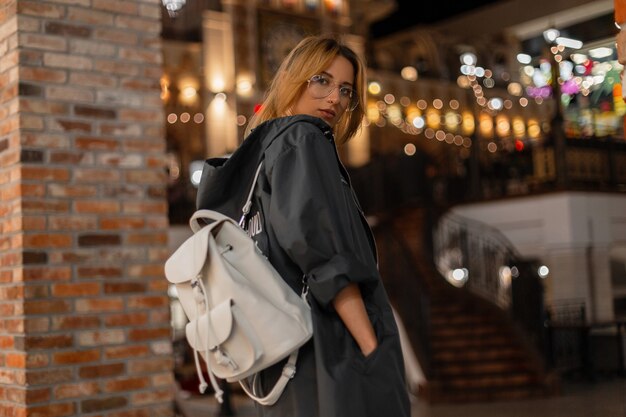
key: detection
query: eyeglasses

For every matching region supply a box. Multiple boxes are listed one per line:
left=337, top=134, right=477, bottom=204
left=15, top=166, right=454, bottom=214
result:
left=306, top=74, right=359, bottom=111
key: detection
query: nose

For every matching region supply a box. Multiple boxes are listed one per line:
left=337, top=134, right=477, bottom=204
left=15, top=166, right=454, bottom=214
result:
left=326, top=86, right=341, bottom=104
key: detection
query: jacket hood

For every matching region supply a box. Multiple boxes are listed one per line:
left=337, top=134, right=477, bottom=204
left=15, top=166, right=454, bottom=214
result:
left=195, top=115, right=332, bottom=219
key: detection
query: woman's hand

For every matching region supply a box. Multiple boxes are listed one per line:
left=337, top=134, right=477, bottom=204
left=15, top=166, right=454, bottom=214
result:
left=332, top=283, right=378, bottom=356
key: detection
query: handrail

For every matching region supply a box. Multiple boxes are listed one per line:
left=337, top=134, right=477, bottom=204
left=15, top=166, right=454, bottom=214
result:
left=433, top=212, right=522, bottom=308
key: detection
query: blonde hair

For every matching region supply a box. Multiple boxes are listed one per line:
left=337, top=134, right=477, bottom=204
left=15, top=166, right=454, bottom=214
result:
left=246, top=35, right=365, bottom=145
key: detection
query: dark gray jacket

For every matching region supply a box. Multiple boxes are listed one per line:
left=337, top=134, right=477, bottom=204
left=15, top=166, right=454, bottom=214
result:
left=197, top=115, right=410, bottom=417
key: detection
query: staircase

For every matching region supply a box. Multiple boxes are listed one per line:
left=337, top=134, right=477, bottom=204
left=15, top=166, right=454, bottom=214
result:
left=373, top=207, right=558, bottom=403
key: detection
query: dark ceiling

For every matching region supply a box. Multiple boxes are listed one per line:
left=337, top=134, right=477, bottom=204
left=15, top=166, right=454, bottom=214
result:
left=370, top=0, right=507, bottom=38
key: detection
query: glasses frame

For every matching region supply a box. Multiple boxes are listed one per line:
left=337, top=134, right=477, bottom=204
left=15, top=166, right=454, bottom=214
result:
left=306, top=74, right=359, bottom=112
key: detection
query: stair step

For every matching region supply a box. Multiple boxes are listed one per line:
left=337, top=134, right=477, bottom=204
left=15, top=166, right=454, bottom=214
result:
left=431, top=336, right=512, bottom=349
left=435, top=372, right=537, bottom=389
left=436, top=361, right=534, bottom=376
left=434, top=347, right=524, bottom=362
left=424, top=384, right=549, bottom=403
left=431, top=325, right=503, bottom=338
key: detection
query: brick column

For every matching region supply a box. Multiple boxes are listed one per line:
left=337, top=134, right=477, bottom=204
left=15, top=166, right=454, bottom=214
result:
left=0, top=1, right=173, bottom=416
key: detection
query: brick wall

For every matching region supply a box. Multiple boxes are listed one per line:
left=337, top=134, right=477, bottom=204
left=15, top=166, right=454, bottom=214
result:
left=0, top=1, right=173, bottom=416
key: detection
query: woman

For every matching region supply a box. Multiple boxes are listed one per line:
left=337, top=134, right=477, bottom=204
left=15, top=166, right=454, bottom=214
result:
left=197, top=35, right=410, bottom=417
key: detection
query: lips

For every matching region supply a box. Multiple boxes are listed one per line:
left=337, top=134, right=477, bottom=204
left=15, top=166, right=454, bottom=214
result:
left=319, top=109, right=336, bottom=119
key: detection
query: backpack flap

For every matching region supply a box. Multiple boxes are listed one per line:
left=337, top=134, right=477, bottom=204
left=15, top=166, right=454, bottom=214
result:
left=185, top=298, right=259, bottom=379
left=185, top=298, right=233, bottom=350
left=164, top=226, right=213, bottom=284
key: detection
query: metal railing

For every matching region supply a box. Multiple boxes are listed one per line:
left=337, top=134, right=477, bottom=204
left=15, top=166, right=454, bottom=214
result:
left=433, top=212, right=547, bottom=356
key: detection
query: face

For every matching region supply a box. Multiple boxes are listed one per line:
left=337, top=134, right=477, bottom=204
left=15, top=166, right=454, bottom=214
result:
left=291, top=55, right=355, bottom=128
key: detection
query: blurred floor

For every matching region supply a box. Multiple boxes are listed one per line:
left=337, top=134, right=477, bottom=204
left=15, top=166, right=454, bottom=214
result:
left=177, top=377, right=626, bottom=417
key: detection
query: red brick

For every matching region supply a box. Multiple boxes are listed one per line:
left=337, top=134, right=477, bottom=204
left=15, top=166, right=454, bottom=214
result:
left=119, top=108, right=160, bottom=122
left=127, top=296, right=169, bottom=310
left=48, top=216, right=98, bottom=231
left=51, top=282, right=100, bottom=297
left=51, top=315, right=100, bottom=331
left=126, top=232, right=167, bottom=245
left=74, top=200, right=120, bottom=214
left=93, top=0, right=138, bottom=15
left=77, top=266, right=122, bottom=279
left=100, top=217, right=145, bottom=230
left=115, top=17, right=160, bottom=34
left=104, top=282, right=146, bottom=294
left=124, top=169, right=166, bottom=184
left=81, top=396, right=127, bottom=413
left=104, top=312, right=148, bottom=327
left=21, top=132, right=69, bottom=148
left=23, top=284, right=50, bottom=299
left=79, top=363, right=125, bottom=379
left=74, top=168, right=121, bottom=184
left=0, top=368, right=26, bottom=385
left=128, top=357, right=173, bottom=375
left=27, top=368, right=73, bottom=386
left=23, top=300, right=71, bottom=315
left=27, top=402, right=75, bottom=417
left=104, top=344, right=150, bottom=360
left=53, top=349, right=100, bottom=365
left=21, top=199, right=70, bottom=213
left=23, top=318, right=49, bottom=333
left=75, top=297, right=124, bottom=313
left=131, top=388, right=173, bottom=406
left=4, top=353, right=24, bottom=368
left=127, top=328, right=170, bottom=342
left=17, top=1, right=65, bottom=19
left=54, top=382, right=100, bottom=400
left=19, top=33, right=67, bottom=51
left=122, top=201, right=166, bottom=215
left=24, top=334, right=73, bottom=349
left=104, top=377, right=150, bottom=393
left=67, top=6, right=114, bottom=26
left=93, top=27, right=138, bottom=45
left=151, top=372, right=175, bottom=387
left=77, top=329, right=125, bottom=346
left=128, top=264, right=164, bottom=278
left=0, top=335, right=15, bottom=349
left=23, top=233, right=72, bottom=248
left=48, top=184, right=97, bottom=198
left=54, top=119, right=92, bottom=133
left=49, top=150, right=93, bottom=164
left=20, top=166, right=70, bottom=181
left=19, top=98, right=68, bottom=114
left=75, top=136, right=119, bottom=150
left=22, top=266, right=72, bottom=282
left=70, top=71, right=117, bottom=88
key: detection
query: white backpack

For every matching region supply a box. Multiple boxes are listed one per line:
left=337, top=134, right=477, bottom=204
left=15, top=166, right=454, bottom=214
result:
left=164, top=162, right=313, bottom=406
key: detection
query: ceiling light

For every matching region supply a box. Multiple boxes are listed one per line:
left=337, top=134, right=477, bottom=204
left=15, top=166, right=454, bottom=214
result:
left=588, top=47, right=613, bottom=59
left=556, top=37, right=583, bottom=49
left=543, top=28, right=560, bottom=43
left=516, top=53, right=532, bottom=64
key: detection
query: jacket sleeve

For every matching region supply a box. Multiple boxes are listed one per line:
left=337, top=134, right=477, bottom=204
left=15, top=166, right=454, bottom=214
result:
left=266, top=132, right=379, bottom=310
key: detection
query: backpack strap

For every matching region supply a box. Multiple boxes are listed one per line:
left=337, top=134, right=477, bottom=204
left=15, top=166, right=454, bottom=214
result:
left=238, top=160, right=264, bottom=228
left=238, top=349, right=299, bottom=406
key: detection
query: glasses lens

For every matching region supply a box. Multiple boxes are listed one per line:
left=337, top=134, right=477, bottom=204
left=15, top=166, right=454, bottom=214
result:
left=308, top=75, right=359, bottom=111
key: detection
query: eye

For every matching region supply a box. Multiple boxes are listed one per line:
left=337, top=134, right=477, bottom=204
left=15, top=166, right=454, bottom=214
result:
left=312, top=74, right=329, bottom=85
left=339, top=87, right=353, bottom=98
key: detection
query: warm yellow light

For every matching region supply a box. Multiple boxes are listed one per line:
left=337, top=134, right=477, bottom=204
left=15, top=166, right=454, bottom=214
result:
left=479, top=113, right=493, bottom=138
left=512, top=117, right=526, bottom=138
left=367, top=102, right=380, bottom=123
left=426, top=108, right=440, bottom=129
left=528, top=119, right=541, bottom=139
left=401, top=66, right=418, bottom=81
left=462, top=112, right=475, bottom=135
left=388, top=104, right=403, bottom=125
left=445, top=112, right=459, bottom=131
left=236, top=76, right=253, bottom=97
left=404, top=143, right=416, bottom=156
left=178, top=77, right=200, bottom=106
left=368, top=82, right=381, bottom=95
left=495, top=115, right=510, bottom=137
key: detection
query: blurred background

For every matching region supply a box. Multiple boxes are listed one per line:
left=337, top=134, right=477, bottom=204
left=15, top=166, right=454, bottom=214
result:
left=0, top=0, right=624, bottom=416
